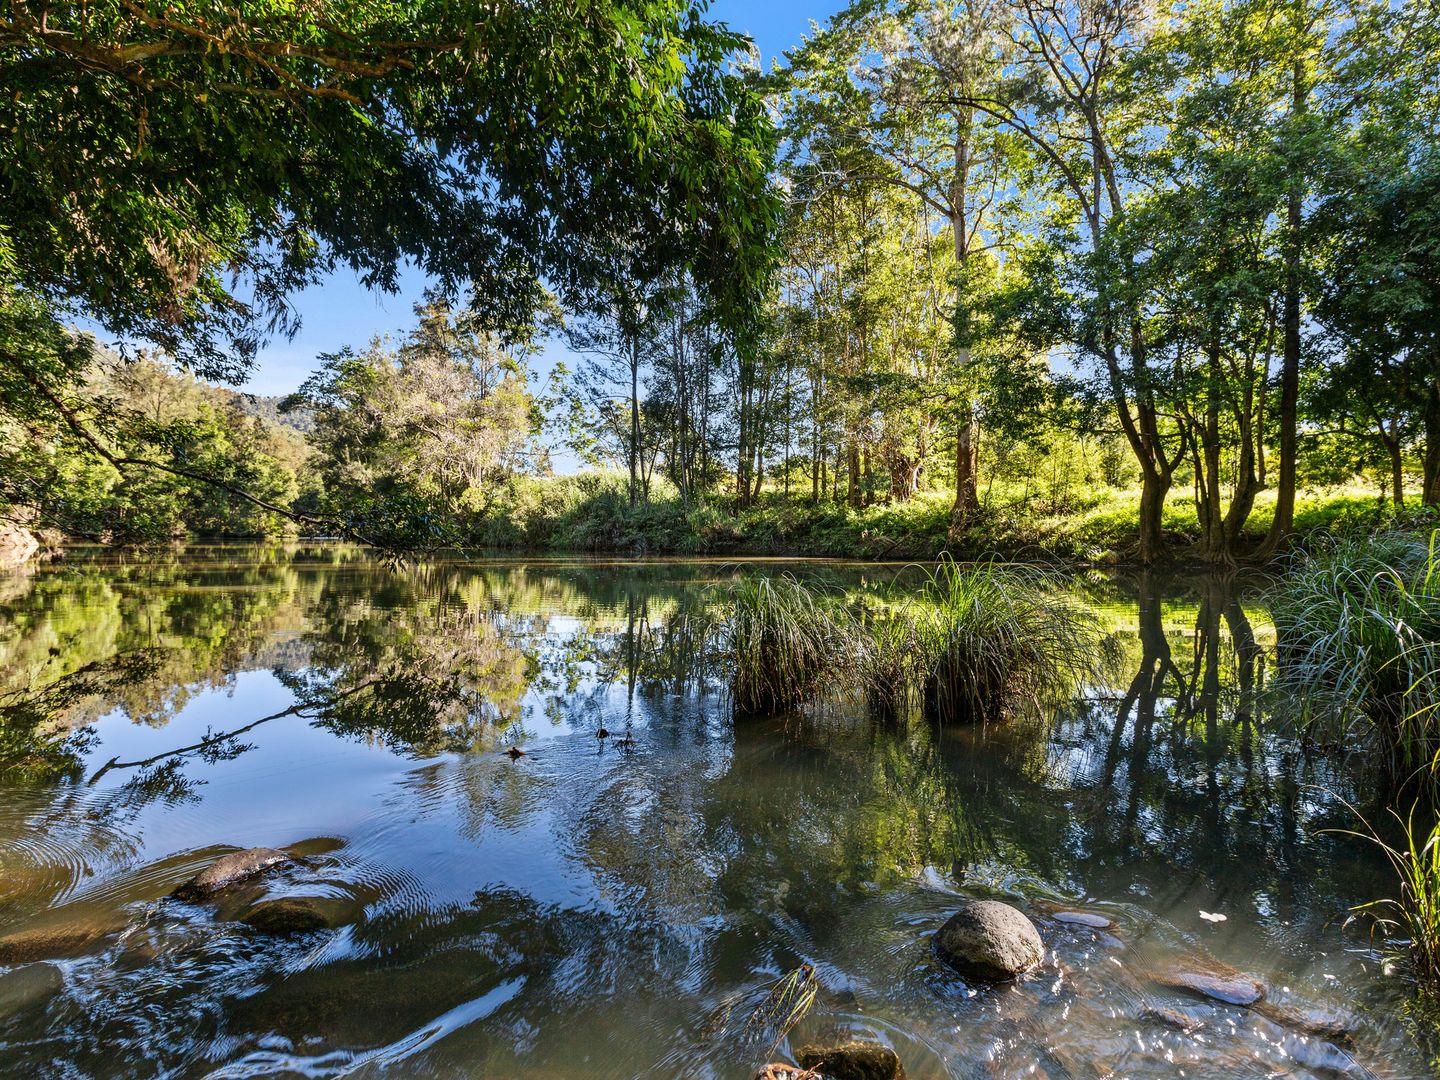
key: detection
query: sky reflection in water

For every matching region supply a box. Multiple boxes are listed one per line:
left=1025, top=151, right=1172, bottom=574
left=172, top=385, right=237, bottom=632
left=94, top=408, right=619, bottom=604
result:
left=0, top=546, right=1427, bottom=1078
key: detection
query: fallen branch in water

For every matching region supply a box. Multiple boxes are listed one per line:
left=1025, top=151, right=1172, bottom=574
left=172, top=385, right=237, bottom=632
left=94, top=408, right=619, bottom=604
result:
left=86, top=681, right=376, bottom=786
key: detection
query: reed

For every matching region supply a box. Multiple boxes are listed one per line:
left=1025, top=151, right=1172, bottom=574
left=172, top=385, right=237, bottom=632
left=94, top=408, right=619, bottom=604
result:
left=1270, top=530, right=1440, bottom=776
left=729, top=574, right=859, bottom=714
left=1341, top=801, right=1440, bottom=991
left=728, top=560, right=1095, bottom=723
left=911, top=558, right=1096, bottom=723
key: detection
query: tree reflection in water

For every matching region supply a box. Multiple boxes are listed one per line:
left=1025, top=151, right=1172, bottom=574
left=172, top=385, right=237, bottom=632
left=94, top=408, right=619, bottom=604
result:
left=0, top=549, right=1423, bottom=1077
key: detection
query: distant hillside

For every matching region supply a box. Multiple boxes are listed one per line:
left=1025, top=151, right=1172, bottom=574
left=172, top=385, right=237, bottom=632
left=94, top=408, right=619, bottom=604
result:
left=213, top=388, right=315, bottom=435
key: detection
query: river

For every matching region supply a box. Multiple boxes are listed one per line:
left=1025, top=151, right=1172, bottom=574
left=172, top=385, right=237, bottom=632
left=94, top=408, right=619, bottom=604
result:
left=0, top=545, right=1428, bottom=1077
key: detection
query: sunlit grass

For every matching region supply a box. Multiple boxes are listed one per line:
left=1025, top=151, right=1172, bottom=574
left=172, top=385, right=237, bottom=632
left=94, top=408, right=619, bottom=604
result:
left=911, top=558, right=1096, bottom=723
left=729, top=574, right=860, bottom=714
left=728, top=559, right=1097, bottom=723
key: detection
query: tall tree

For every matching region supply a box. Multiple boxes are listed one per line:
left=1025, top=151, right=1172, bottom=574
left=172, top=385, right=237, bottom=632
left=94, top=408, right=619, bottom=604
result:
left=1, top=0, right=779, bottom=543
left=783, top=0, right=1014, bottom=528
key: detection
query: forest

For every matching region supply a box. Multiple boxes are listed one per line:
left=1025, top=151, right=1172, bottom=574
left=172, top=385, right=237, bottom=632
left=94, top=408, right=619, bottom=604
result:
left=2, top=0, right=1437, bottom=565
left=3, top=1, right=1440, bottom=1076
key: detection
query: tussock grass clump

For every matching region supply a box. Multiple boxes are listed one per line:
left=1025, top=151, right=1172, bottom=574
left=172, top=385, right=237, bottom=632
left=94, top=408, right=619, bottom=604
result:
left=1270, top=530, right=1440, bottom=775
left=730, top=574, right=859, bottom=714
left=728, top=560, right=1096, bottom=722
left=911, top=558, right=1096, bottom=723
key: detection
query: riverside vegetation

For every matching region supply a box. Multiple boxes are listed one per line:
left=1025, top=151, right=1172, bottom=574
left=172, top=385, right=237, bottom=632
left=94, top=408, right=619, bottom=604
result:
left=2, top=0, right=1439, bottom=566
left=2, top=0, right=1440, bottom=1074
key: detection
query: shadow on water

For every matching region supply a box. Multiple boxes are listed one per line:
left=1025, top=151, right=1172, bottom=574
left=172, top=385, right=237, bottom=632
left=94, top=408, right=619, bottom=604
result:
left=0, top=546, right=1430, bottom=1077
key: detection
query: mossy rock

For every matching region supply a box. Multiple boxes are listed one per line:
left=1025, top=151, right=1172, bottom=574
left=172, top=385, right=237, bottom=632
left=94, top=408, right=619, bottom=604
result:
left=795, top=1040, right=905, bottom=1080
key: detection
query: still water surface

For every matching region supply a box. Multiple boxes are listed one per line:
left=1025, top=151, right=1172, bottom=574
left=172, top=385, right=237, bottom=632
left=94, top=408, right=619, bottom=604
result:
left=0, top=546, right=1428, bottom=1077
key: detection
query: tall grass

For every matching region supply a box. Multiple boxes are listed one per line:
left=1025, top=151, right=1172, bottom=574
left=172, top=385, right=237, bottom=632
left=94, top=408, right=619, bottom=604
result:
left=728, top=560, right=1096, bottom=723
left=1272, top=530, right=1440, bottom=999
left=912, top=558, right=1096, bottom=723
left=729, top=574, right=860, bottom=714
left=1341, top=802, right=1440, bottom=991
left=1269, top=530, right=1440, bottom=776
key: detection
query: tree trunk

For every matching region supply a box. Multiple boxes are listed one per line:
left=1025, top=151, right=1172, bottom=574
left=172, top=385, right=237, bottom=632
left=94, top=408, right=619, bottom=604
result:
left=847, top=439, right=861, bottom=509
left=1387, top=432, right=1405, bottom=507
left=950, top=119, right=979, bottom=525
left=1425, top=368, right=1440, bottom=506
left=1258, top=61, right=1307, bottom=558
left=629, top=331, right=640, bottom=508
left=1137, top=467, right=1169, bottom=565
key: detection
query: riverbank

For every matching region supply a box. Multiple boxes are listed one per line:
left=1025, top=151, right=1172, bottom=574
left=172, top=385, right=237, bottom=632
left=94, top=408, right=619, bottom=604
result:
left=376, top=475, right=1437, bottom=563
left=6, top=474, right=1429, bottom=566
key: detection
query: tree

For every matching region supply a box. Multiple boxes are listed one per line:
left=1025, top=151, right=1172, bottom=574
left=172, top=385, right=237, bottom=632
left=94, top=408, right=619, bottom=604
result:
left=1309, top=1, right=1440, bottom=507
left=783, top=0, right=1015, bottom=526
left=293, top=300, right=546, bottom=545
left=1, top=0, right=779, bottom=544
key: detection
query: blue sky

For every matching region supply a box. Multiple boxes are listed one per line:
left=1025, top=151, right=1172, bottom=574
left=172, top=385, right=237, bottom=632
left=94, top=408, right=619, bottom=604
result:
left=232, top=0, right=840, bottom=399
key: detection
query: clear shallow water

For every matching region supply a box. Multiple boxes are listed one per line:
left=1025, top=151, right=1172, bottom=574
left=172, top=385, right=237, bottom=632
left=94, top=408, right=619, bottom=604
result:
left=0, top=545, right=1429, bottom=1078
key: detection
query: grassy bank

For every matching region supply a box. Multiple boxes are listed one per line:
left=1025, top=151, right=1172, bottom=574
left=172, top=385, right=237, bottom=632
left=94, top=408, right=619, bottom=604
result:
left=458, top=471, right=1434, bottom=563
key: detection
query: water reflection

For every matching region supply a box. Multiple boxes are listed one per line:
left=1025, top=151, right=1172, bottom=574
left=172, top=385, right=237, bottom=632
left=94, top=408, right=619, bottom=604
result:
left=0, top=547, right=1426, bottom=1077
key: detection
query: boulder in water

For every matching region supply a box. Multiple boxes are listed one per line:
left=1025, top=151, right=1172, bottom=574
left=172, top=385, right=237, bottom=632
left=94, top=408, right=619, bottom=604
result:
left=936, top=900, right=1044, bottom=980
left=240, top=895, right=359, bottom=934
left=795, top=1040, right=905, bottom=1080
left=1053, top=910, right=1112, bottom=929
left=1141, top=1004, right=1206, bottom=1033
left=0, top=915, right=125, bottom=964
left=0, top=525, right=38, bottom=569
left=172, top=847, right=291, bottom=901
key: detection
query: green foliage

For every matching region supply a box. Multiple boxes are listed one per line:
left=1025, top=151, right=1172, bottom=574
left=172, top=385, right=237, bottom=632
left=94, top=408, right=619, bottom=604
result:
left=729, top=574, right=859, bottom=714
left=1342, top=803, right=1440, bottom=996
left=1, top=0, right=779, bottom=373
left=1270, top=531, right=1440, bottom=775
left=0, top=335, right=308, bottom=545
left=908, top=559, right=1096, bottom=723
left=726, top=560, right=1095, bottom=722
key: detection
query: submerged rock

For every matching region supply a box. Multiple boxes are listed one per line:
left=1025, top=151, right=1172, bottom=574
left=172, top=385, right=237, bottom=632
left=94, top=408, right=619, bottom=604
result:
left=240, top=895, right=359, bottom=934
left=0, top=962, right=63, bottom=1017
left=1157, top=965, right=1265, bottom=1006
left=1258, top=1002, right=1356, bottom=1048
left=172, top=847, right=291, bottom=901
left=936, top=900, right=1044, bottom=980
left=1141, top=1004, right=1206, bottom=1033
left=0, top=916, right=125, bottom=964
left=1052, top=910, right=1112, bottom=929
left=795, top=1040, right=905, bottom=1080
left=754, top=1066, right=818, bottom=1080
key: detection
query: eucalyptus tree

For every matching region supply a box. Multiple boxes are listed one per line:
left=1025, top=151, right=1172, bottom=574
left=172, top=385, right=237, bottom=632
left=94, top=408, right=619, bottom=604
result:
left=564, top=271, right=668, bottom=507
left=782, top=0, right=1015, bottom=524
left=292, top=301, right=547, bottom=543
